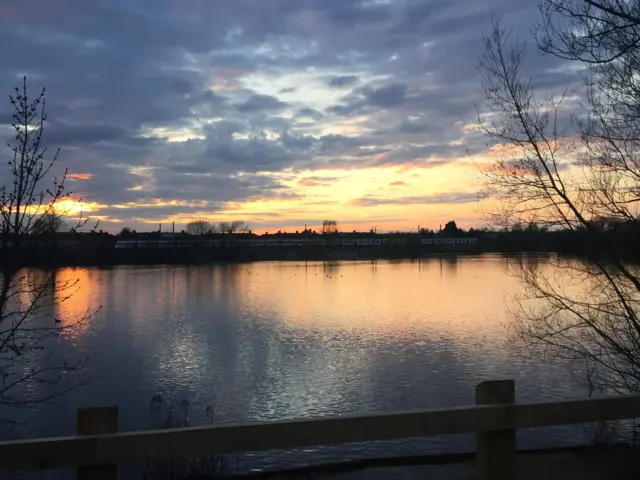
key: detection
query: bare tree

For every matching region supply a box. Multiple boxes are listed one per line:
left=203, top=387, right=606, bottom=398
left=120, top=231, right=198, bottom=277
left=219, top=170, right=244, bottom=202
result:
left=185, top=219, right=212, bottom=236
left=322, top=220, right=338, bottom=234
left=535, top=0, right=640, bottom=65
left=476, top=15, right=640, bottom=395
left=0, top=78, right=95, bottom=424
left=215, top=221, right=249, bottom=234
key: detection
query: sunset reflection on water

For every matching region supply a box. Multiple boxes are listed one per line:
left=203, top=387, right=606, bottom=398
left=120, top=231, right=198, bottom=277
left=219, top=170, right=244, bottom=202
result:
left=22, top=255, right=582, bottom=469
left=53, top=268, right=99, bottom=338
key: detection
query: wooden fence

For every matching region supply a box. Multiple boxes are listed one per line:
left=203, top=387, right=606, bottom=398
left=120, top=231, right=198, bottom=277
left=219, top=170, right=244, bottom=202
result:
left=1, top=379, right=640, bottom=480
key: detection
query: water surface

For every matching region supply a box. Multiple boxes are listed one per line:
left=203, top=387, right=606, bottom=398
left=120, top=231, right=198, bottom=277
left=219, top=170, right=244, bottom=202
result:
left=9, top=255, right=588, bottom=470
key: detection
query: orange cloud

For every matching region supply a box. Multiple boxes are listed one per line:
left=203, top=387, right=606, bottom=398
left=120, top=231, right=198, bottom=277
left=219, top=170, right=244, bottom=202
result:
left=68, top=173, right=93, bottom=180
left=296, top=176, right=342, bottom=187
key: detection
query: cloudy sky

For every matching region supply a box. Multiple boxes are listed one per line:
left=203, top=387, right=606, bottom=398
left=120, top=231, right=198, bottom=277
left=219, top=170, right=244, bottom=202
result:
left=0, top=0, right=578, bottom=233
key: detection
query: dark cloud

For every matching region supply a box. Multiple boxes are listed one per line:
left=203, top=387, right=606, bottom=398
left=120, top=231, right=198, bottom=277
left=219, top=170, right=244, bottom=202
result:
left=327, top=82, right=411, bottom=115
left=327, top=4, right=393, bottom=27
left=398, top=119, right=432, bottom=134
left=329, top=75, right=359, bottom=88
left=0, top=112, right=14, bottom=125
left=209, top=143, right=288, bottom=170
left=72, top=166, right=144, bottom=205
left=367, top=83, right=407, bottom=108
left=46, top=122, right=127, bottom=145
left=295, top=107, right=324, bottom=120
left=151, top=171, right=291, bottom=203
left=237, top=95, right=289, bottom=113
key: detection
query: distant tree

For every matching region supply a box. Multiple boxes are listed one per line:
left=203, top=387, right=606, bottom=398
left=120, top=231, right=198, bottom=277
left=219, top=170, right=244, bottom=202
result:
left=215, top=221, right=250, bottom=234
left=32, top=212, right=67, bottom=235
left=442, top=221, right=459, bottom=235
left=584, top=217, right=625, bottom=233
left=118, top=227, right=132, bottom=237
left=524, top=222, right=548, bottom=233
left=322, top=220, right=338, bottom=234
left=185, top=219, right=212, bottom=236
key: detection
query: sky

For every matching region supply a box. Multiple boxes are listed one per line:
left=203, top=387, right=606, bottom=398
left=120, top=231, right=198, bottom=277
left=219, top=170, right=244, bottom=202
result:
left=0, top=0, right=580, bottom=234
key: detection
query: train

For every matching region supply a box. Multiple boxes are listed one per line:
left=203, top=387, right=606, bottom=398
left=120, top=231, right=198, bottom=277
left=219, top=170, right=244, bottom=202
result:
left=115, top=237, right=479, bottom=249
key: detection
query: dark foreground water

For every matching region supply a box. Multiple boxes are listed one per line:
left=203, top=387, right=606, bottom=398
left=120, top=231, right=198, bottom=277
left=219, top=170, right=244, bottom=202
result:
left=6, top=255, right=593, bottom=473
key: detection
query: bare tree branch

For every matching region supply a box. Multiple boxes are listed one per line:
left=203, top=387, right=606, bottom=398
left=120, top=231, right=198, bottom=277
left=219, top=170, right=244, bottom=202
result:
left=0, top=78, right=97, bottom=425
left=477, top=14, right=640, bottom=394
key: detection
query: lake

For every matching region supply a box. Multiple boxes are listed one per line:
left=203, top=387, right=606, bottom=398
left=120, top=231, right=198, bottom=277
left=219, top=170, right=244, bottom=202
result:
left=6, top=255, right=591, bottom=472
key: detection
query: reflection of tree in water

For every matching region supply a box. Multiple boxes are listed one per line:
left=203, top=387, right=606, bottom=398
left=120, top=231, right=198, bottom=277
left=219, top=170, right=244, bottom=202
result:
left=185, top=265, right=215, bottom=302
left=439, top=255, right=459, bottom=277
left=323, top=261, right=340, bottom=274
left=503, top=254, right=551, bottom=272
left=0, top=267, right=94, bottom=428
left=13, top=268, right=76, bottom=331
left=182, top=264, right=244, bottom=311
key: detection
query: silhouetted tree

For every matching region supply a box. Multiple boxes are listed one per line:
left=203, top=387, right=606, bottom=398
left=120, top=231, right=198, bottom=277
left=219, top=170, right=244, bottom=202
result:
left=215, top=221, right=249, bottom=234
left=0, top=78, right=94, bottom=423
left=32, top=212, right=66, bottom=235
left=477, top=11, right=640, bottom=394
left=525, top=222, right=547, bottom=233
left=321, top=220, right=338, bottom=234
left=119, top=227, right=133, bottom=237
left=442, top=220, right=459, bottom=235
left=185, top=219, right=212, bottom=236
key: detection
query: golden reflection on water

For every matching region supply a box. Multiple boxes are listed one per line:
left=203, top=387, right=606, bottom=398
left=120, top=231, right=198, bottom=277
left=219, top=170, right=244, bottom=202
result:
left=27, top=255, right=582, bottom=429
left=54, top=268, right=96, bottom=337
left=228, top=257, right=520, bottom=338
left=50, top=257, right=530, bottom=350
left=3, top=268, right=97, bottom=341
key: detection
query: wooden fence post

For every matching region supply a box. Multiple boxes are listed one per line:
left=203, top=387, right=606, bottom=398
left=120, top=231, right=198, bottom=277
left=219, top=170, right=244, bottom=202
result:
left=476, top=380, right=515, bottom=480
left=77, top=407, right=118, bottom=480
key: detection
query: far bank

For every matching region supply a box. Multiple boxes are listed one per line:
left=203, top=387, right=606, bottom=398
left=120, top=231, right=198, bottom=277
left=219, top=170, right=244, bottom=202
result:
left=1, top=229, right=637, bottom=267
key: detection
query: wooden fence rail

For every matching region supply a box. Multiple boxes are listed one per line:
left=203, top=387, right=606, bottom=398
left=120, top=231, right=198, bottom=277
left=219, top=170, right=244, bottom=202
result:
left=2, top=380, right=640, bottom=480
